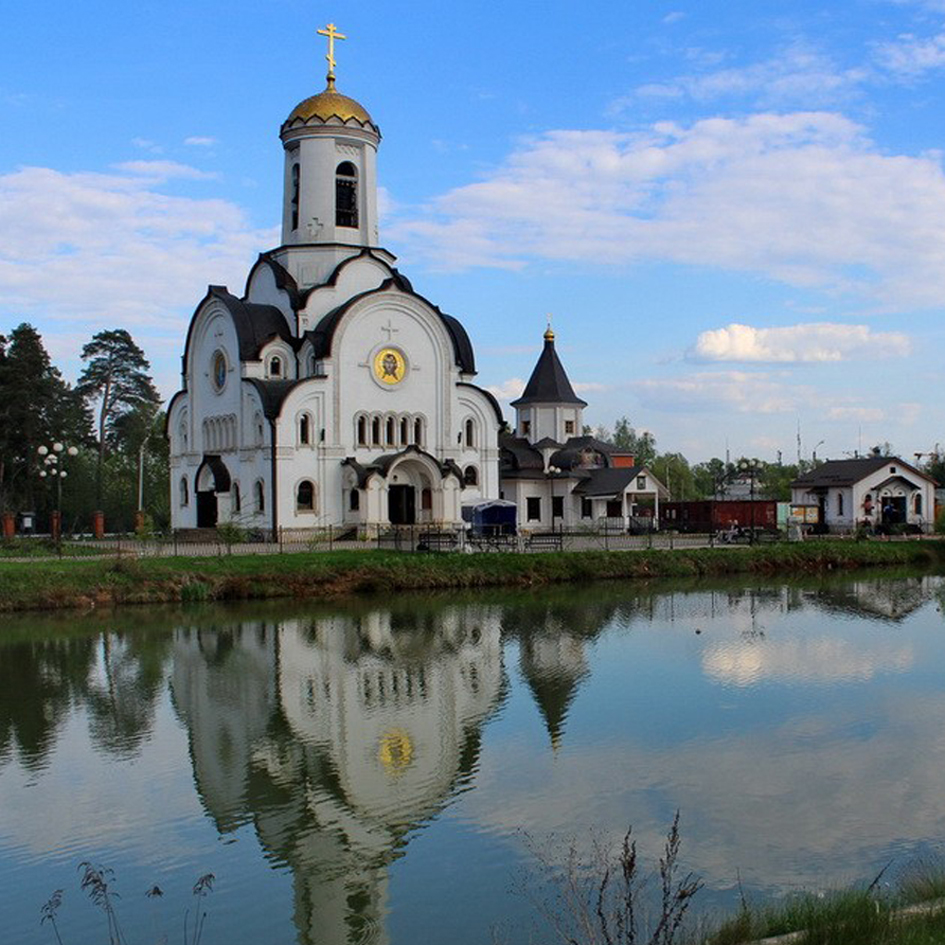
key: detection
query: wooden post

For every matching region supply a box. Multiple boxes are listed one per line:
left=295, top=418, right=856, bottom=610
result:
left=92, top=510, right=105, bottom=540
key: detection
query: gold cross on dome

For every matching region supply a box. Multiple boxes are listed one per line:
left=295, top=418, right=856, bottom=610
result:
left=317, top=22, right=347, bottom=85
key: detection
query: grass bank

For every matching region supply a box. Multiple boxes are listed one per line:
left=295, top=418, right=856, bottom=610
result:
left=1, top=540, right=943, bottom=614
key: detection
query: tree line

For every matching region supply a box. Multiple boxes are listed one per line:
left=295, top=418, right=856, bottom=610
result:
left=593, top=416, right=945, bottom=501
left=0, top=323, right=167, bottom=533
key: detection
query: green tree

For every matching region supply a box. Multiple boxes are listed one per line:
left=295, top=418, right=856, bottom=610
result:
left=77, top=330, right=161, bottom=504
left=692, top=458, right=729, bottom=498
left=600, top=416, right=658, bottom=466
left=0, top=323, right=90, bottom=514
left=651, top=452, right=698, bottom=500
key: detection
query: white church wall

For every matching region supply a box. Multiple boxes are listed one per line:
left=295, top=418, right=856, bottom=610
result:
left=299, top=255, right=391, bottom=325
left=243, top=265, right=294, bottom=323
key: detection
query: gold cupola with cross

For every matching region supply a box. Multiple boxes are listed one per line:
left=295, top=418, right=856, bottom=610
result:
left=278, top=23, right=382, bottom=268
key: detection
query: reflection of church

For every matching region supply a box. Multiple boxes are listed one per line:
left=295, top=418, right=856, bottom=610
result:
left=167, top=25, right=501, bottom=533
left=169, top=606, right=505, bottom=945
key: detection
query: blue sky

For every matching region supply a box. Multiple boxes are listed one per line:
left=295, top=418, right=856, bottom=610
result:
left=4, top=0, right=945, bottom=462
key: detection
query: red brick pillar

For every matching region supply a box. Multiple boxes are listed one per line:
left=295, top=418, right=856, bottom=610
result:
left=1, top=512, right=14, bottom=539
left=92, top=510, right=105, bottom=540
left=50, top=510, right=62, bottom=541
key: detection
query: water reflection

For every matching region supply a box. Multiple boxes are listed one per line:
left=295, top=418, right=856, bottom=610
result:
left=170, top=604, right=506, bottom=945
left=1, top=572, right=944, bottom=945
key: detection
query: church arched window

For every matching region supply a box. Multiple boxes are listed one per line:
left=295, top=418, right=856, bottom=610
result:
left=350, top=489, right=360, bottom=511
left=269, top=356, right=282, bottom=378
left=400, top=417, right=409, bottom=445
left=386, top=416, right=395, bottom=445
left=463, top=465, right=479, bottom=487
left=413, top=417, right=424, bottom=446
left=179, top=421, right=188, bottom=453
left=357, top=415, right=367, bottom=446
left=179, top=477, right=189, bottom=507
left=296, top=480, right=316, bottom=512
left=255, top=412, right=264, bottom=446
left=464, top=418, right=476, bottom=449
left=336, top=161, right=358, bottom=228
left=290, top=162, right=300, bottom=231
left=299, top=414, right=311, bottom=445
left=372, top=416, right=381, bottom=445
left=255, top=480, right=265, bottom=513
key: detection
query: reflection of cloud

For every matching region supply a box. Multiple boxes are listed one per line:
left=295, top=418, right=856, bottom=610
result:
left=465, top=691, right=945, bottom=894
left=702, top=637, right=914, bottom=686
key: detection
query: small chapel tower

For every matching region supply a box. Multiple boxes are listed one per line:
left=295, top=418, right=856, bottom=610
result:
left=276, top=23, right=382, bottom=285
left=511, top=325, right=587, bottom=443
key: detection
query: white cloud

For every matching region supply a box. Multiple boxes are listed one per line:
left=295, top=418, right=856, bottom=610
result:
left=389, top=111, right=945, bottom=309
left=131, top=137, right=163, bottom=154
left=0, top=165, right=274, bottom=338
left=827, top=406, right=887, bottom=422
left=633, top=370, right=810, bottom=415
left=486, top=377, right=525, bottom=401
left=184, top=136, right=217, bottom=147
left=876, top=30, right=945, bottom=74
left=573, top=381, right=606, bottom=393
left=692, top=322, right=911, bottom=362
left=629, top=45, right=866, bottom=107
left=112, top=160, right=217, bottom=181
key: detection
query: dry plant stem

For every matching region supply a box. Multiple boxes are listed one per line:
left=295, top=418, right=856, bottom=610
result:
left=521, top=813, right=700, bottom=945
left=40, top=889, right=64, bottom=945
left=79, top=862, right=127, bottom=945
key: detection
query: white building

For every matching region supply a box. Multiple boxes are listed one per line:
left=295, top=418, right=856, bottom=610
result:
left=168, top=47, right=501, bottom=535
left=499, top=328, right=667, bottom=531
left=791, top=457, right=936, bottom=533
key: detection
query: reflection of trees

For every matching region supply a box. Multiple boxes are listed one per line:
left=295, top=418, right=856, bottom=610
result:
left=0, top=631, right=172, bottom=771
left=170, top=605, right=506, bottom=945
left=0, top=637, right=96, bottom=770
left=84, top=632, right=172, bottom=758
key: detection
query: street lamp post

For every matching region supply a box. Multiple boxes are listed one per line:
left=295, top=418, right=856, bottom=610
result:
left=547, top=464, right=561, bottom=532
left=38, top=442, right=79, bottom=542
left=737, top=458, right=762, bottom=545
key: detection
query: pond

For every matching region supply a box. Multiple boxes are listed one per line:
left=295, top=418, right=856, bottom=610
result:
left=2, top=571, right=945, bottom=944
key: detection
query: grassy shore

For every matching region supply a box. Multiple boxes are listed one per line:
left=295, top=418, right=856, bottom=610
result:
left=1, top=540, right=942, bottom=614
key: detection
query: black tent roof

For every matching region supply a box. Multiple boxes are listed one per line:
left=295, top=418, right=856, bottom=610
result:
left=510, top=333, right=587, bottom=408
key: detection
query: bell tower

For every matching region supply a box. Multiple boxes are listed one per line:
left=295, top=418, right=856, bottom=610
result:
left=275, top=24, right=382, bottom=285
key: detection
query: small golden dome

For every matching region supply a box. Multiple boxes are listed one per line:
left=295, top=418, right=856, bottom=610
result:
left=544, top=325, right=555, bottom=342
left=283, top=81, right=376, bottom=130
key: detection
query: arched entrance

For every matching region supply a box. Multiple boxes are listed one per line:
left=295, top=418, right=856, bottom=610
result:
left=195, top=455, right=231, bottom=528
left=386, top=456, right=441, bottom=526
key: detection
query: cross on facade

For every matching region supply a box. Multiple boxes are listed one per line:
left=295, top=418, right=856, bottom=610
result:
left=381, top=319, right=399, bottom=341
left=317, top=22, right=347, bottom=85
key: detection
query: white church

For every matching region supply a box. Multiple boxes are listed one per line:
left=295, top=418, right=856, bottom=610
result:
left=168, top=25, right=503, bottom=535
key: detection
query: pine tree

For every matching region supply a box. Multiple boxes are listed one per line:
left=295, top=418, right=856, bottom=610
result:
left=77, top=330, right=161, bottom=504
left=0, top=324, right=90, bottom=511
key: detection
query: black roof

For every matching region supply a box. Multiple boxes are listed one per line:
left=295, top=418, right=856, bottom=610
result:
left=511, top=334, right=587, bottom=408
left=207, top=287, right=293, bottom=361
left=791, top=457, right=934, bottom=489
left=243, top=379, right=300, bottom=419
left=549, top=436, right=614, bottom=471
left=307, top=277, right=476, bottom=374
left=499, top=433, right=546, bottom=475
left=572, top=467, right=643, bottom=497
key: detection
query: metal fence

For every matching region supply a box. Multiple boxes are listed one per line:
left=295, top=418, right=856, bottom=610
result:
left=7, top=523, right=931, bottom=561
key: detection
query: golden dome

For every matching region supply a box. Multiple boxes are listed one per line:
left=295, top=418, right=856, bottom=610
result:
left=283, top=81, right=376, bottom=130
